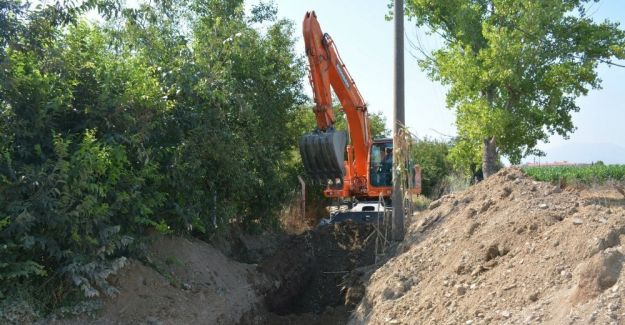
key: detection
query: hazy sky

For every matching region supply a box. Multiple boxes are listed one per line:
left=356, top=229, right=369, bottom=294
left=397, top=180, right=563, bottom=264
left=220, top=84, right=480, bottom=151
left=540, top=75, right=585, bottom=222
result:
left=246, top=0, right=625, bottom=163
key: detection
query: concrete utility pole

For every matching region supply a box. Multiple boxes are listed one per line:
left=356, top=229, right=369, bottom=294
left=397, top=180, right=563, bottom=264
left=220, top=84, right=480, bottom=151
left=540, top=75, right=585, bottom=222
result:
left=392, top=0, right=405, bottom=242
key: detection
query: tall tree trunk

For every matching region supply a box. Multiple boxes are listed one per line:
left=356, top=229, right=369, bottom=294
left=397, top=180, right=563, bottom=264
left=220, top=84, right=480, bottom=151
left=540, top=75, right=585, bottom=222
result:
left=482, top=136, right=497, bottom=178
left=481, top=85, right=498, bottom=179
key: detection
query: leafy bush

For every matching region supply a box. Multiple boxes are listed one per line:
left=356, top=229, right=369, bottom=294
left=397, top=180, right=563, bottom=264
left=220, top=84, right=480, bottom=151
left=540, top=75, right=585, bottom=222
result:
left=411, top=138, right=454, bottom=198
left=0, top=0, right=305, bottom=314
left=0, top=130, right=140, bottom=298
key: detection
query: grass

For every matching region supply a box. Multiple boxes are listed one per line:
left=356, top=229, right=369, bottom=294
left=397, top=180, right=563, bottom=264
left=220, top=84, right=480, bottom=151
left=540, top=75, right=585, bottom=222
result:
left=427, top=172, right=471, bottom=198
left=408, top=194, right=432, bottom=211
left=522, top=164, right=625, bottom=184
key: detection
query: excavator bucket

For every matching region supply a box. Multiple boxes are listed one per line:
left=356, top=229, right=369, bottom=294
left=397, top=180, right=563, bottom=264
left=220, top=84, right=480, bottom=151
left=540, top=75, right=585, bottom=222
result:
left=299, top=130, right=347, bottom=183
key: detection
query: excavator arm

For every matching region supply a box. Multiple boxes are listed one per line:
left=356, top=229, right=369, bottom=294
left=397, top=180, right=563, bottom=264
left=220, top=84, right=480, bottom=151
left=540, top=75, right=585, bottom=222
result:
left=300, top=11, right=372, bottom=196
left=300, top=11, right=421, bottom=218
left=303, top=11, right=370, bottom=145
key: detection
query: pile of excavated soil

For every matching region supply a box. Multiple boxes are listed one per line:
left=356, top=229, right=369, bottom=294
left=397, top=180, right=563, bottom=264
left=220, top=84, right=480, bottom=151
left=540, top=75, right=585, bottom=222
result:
left=55, top=236, right=264, bottom=325
left=351, top=168, right=625, bottom=324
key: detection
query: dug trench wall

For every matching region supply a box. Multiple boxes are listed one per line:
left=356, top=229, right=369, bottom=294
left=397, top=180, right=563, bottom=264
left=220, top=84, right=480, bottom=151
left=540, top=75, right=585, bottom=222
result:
left=51, top=222, right=381, bottom=324
left=257, top=222, right=384, bottom=324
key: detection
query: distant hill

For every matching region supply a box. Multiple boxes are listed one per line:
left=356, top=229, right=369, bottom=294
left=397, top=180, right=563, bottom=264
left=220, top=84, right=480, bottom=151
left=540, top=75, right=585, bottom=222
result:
left=525, top=142, right=625, bottom=165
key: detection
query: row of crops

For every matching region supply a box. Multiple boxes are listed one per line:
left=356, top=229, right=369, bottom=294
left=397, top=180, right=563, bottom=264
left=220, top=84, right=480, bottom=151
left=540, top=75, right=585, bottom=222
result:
left=522, top=164, right=625, bottom=184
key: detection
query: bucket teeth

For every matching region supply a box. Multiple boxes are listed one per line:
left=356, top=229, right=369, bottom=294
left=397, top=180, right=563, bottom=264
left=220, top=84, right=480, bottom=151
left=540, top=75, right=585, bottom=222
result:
left=299, top=130, right=347, bottom=183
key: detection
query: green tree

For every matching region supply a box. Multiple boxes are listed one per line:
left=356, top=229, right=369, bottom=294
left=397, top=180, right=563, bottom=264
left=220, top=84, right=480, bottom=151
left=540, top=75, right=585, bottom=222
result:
left=0, top=22, right=167, bottom=305
left=403, top=0, right=625, bottom=177
left=292, top=103, right=390, bottom=139
left=0, top=0, right=306, bottom=313
left=335, top=110, right=390, bottom=139
left=411, top=137, right=453, bottom=197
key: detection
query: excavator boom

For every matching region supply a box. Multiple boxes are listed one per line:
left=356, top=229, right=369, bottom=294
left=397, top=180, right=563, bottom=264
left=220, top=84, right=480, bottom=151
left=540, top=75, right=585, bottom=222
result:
left=299, top=11, right=422, bottom=224
left=300, top=11, right=391, bottom=200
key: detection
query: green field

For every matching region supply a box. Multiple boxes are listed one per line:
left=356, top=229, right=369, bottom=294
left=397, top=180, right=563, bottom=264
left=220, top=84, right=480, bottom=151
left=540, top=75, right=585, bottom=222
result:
left=522, top=165, right=625, bottom=184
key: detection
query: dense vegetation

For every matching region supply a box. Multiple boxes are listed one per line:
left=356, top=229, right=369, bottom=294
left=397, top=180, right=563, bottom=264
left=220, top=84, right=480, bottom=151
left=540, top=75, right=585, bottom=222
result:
left=523, top=164, right=625, bottom=184
left=0, top=1, right=400, bottom=317
left=0, top=0, right=312, bottom=316
left=2, top=0, right=619, bottom=320
left=403, top=0, right=625, bottom=177
left=410, top=137, right=454, bottom=197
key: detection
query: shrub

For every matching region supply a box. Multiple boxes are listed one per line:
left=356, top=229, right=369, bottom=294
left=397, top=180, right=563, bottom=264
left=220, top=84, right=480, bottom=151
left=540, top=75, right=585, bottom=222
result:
left=0, top=131, right=157, bottom=302
left=411, top=138, right=454, bottom=198
left=0, top=0, right=305, bottom=314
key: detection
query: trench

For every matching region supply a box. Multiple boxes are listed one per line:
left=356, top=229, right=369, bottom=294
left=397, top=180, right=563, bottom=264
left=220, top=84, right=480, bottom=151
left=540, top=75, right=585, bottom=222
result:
left=256, top=222, right=381, bottom=324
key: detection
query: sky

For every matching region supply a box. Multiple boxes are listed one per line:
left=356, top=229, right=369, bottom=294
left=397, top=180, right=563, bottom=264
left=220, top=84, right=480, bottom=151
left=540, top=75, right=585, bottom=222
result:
left=246, top=0, right=625, bottom=164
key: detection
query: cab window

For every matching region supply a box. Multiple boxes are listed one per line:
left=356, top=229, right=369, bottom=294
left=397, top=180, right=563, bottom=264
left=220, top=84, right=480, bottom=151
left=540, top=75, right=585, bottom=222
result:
left=370, top=142, right=392, bottom=187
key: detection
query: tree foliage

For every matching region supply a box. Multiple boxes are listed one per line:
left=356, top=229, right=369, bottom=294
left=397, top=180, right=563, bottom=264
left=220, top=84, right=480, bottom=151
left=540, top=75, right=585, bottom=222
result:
left=410, top=137, right=453, bottom=197
left=291, top=103, right=390, bottom=140
left=335, top=109, right=390, bottom=139
left=403, top=0, right=625, bottom=177
left=0, top=0, right=305, bottom=312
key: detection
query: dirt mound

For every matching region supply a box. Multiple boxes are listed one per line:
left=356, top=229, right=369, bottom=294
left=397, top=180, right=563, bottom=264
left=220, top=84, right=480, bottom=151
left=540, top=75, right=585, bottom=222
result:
left=54, top=236, right=263, bottom=325
left=351, top=168, right=625, bottom=324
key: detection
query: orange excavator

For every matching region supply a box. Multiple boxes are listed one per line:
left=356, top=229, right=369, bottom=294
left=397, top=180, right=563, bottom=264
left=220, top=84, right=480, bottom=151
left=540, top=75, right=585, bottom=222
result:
left=299, top=11, right=420, bottom=222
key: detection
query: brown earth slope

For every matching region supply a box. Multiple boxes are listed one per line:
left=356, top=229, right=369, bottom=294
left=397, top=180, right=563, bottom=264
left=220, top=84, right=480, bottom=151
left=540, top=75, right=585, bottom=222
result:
left=54, top=236, right=264, bottom=325
left=351, top=168, right=625, bottom=324
left=53, top=223, right=378, bottom=325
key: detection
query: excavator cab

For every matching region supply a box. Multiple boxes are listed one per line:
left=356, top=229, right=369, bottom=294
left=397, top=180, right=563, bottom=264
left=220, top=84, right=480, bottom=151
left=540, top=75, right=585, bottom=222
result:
left=369, top=140, right=393, bottom=187
left=369, top=138, right=423, bottom=196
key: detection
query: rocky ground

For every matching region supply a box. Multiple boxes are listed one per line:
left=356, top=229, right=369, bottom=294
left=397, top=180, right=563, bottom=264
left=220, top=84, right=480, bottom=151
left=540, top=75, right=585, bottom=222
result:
left=351, top=168, right=625, bottom=324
